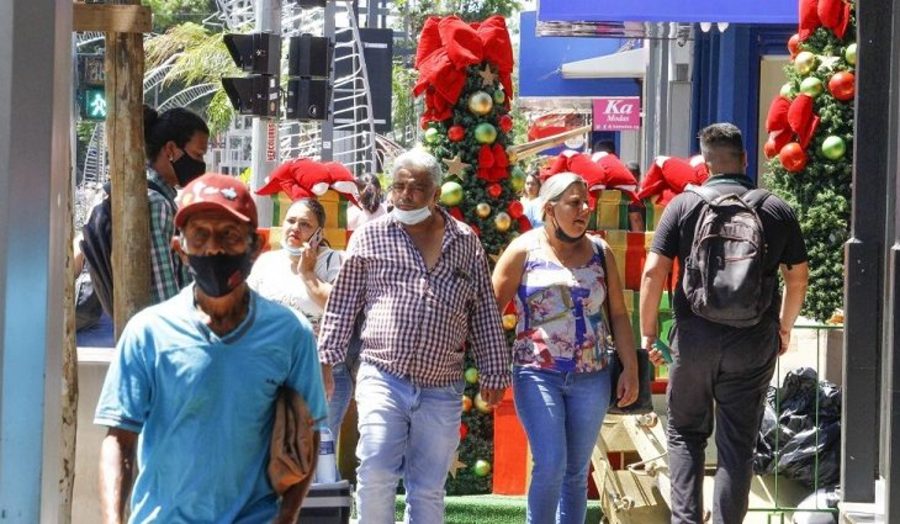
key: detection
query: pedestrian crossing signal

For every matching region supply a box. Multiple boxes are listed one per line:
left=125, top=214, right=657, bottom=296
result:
left=82, top=86, right=107, bottom=121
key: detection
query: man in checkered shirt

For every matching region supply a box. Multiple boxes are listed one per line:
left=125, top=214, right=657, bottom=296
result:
left=318, top=149, right=511, bottom=524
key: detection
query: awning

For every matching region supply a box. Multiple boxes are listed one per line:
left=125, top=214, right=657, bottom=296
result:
left=561, top=47, right=647, bottom=79
left=537, top=0, right=797, bottom=25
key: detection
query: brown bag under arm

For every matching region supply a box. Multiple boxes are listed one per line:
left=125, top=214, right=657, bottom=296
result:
left=269, top=386, right=316, bottom=495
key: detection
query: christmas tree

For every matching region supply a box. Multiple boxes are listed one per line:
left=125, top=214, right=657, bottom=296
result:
left=763, top=0, right=856, bottom=322
left=414, top=15, right=526, bottom=494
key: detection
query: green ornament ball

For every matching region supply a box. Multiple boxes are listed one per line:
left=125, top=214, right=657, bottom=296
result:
left=474, top=123, right=498, bottom=144
left=509, top=168, right=526, bottom=192
left=821, top=135, right=846, bottom=160
left=468, top=91, right=494, bottom=116
left=473, top=459, right=492, bottom=477
left=845, top=43, right=857, bottom=66
left=464, top=367, right=479, bottom=384
left=493, top=89, right=506, bottom=105
left=799, top=77, right=824, bottom=98
left=794, top=51, right=817, bottom=76
left=780, top=82, right=794, bottom=98
left=440, top=181, right=464, bottom=206
left=424, top=127, right=440, bottom=144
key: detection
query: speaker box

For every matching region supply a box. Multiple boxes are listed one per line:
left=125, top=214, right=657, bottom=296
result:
left=286, top=77, right=331, bottom=121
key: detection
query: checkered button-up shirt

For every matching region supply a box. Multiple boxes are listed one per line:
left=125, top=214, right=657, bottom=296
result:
left=147, top=169, right=190, bottom=304
left=318, top=208, right=511, bottom=389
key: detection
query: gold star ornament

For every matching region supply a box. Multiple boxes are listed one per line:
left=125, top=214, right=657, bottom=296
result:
left=478, top=64, right=498, bottom=87
left=443, top=155, right=471, bottom=180
left=449, top=452, right=467, bottom=479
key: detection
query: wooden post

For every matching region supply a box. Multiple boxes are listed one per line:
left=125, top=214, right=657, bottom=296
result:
left=104, top=0, right=151, bottom=338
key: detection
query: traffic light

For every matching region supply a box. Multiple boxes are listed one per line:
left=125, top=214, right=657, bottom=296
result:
left=285, top=34, right=333, bottom=121
left=221, top=33, right=281, bottom=117
left=78, top=54, right=106, bottom=121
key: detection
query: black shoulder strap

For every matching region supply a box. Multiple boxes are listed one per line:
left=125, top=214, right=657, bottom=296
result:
left=685, top=184, right=720, bottom=204
left=740, top=188, right=771, bottom=209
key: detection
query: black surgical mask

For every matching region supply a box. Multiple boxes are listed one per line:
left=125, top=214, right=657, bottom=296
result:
left=187, top=252, right=253, bottom=298
left=172, top=152, right=206, bottom=187
left=552, top=217, right=586, bottom=244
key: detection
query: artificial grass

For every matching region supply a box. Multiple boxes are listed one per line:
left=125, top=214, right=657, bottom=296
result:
left=392, top=495, right=603, bottom=524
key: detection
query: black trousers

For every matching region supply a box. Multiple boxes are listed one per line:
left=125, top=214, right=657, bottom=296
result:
left=666, top=317, right=779, bottom=524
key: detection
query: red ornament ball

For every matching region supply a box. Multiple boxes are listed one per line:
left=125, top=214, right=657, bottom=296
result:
left=788, top=34, right=801, bottom=58
left=828, top=71, right=855, bottom=102
left=499, top=115, right=513, bottom=133
left=448, top=125, right=465, bottom=142
left=487, top=183, right=503, bottom=199
left=507, top=200, right=524, bottom=219
left=779, top=142, right=808, bottom=173
left=764, top=138, right=779, bottom=159
left=459, top=422, right=469, bottom=440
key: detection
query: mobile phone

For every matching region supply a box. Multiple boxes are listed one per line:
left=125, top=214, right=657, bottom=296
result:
left=308, top=228, right=324, bottom=249
left=653, top=339, right=674, bottom=364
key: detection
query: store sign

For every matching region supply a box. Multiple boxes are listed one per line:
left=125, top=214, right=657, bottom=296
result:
left=593, top=97, right=641, bottom=131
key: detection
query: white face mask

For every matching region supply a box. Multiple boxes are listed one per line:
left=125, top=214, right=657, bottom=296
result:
left=391, top=206, right=432, bottom=225
left=281, top=237, right=302, bottom=257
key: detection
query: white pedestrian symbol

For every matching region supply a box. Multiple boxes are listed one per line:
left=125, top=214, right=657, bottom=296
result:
left=89, top=92, right=106, bottom=117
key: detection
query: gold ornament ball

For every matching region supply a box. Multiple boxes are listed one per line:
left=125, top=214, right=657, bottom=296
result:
left=468, top=91, right=494, bottom=116
left=502, top=314, right=517, bottom=331
left=494, top=212, right=512, bottom=232
left=794, top=51, right=817, bottom=76
left=474, top=393, right=493, bottom=413
left=476, top=202, right=492, bottom=218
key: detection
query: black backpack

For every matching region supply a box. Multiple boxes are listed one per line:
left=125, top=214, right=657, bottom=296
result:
left=80, top=179, right=168, bottom=317
left=683, top=184, right=774, bottom=328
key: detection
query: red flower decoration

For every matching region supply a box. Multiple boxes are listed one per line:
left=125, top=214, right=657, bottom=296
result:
left=487, top=183, right=502, bottom=199
left=476, top=144, right=510, bottom=182
left=517, top=215, right=532, bottom=232
left=499, top=114, right=513, bottom=133
left=507, top=200, right=524, bottom=219
left=449, top=206, right=465, bottom=222
left=448, top=125, right=465, bottom=142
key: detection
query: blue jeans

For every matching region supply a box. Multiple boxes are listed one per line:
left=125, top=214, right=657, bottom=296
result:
left=354, top=363, right=463, bottom=524
left=513, top=366, right=611, bottom=524
left=327, top=362, right=355, bottom=438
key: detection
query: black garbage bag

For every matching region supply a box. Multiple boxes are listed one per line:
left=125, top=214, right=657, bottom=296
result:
left=753, top=367, right=841, bottom=488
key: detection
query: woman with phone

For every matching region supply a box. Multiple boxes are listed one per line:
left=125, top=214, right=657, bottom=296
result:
left=248, top=198, right=342, bottom=336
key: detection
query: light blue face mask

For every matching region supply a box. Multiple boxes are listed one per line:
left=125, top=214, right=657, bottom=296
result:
left=281, top=237, right=302, bottom=257
left=391, top=206, right=432, bottom=225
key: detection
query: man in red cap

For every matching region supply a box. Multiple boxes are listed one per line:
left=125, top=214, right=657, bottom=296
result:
left=95, top=173, right=328, bottom=524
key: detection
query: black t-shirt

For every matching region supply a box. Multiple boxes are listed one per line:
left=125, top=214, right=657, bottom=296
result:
left=650, top=174, right=808, bottom=323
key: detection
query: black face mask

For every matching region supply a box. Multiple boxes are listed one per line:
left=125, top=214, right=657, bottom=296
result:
left=552, top=217, right=587, bottom=244
left=172, top=152, right=206, bottom=187
left=187, top=252, right=253, bottom=298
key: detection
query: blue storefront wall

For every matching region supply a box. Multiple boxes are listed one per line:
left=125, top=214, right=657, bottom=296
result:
left=537, top=0, right=797, bottom=25
left=690, top=25, right=794, bottom=180
left=519, top=11, right=641, bottom=98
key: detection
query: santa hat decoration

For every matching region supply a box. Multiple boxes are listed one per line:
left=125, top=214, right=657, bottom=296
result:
left=541, top=151, right=639, bottom=206
left=637, top=155, right=709, bottom=205
left=256, top=158, right=360, bottom=206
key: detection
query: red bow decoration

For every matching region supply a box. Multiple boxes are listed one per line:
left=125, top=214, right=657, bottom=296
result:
left=256, top=158, right=360, bottom=206
left=541, top=151, right=639, bottom=206
left=414, top=15, right=514, bottom=124
left=799, top=0, right=851, bottom=40
left=764, top=94, right=820, bottom=155
left=637, top=155, right=710, bottom=205
left=476, top=144, right=510, bottom=183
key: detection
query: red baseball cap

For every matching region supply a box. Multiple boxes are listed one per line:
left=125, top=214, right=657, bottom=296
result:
left=175, top=173, right=258, bottom=229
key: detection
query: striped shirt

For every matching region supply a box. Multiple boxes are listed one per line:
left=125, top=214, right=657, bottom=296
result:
left=147, top=169, right=189, bottom=304
left=318, top=208, right=511, bottom=389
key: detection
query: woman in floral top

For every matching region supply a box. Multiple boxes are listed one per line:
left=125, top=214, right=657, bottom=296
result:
left=493, top=172, right=639, bottom=524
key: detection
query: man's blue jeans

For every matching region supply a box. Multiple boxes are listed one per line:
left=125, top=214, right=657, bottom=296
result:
left=327, top=362, right=355, bottom=438
left=354, top=363, right=463, bottom=524
left=513, top=366, right=611, bottom=524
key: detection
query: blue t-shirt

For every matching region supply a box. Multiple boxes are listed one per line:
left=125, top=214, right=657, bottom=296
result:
left=95, top=285, right=327, bottom=524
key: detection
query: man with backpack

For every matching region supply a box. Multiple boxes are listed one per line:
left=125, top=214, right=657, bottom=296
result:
left=639, top=123, right=809, bottom=523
